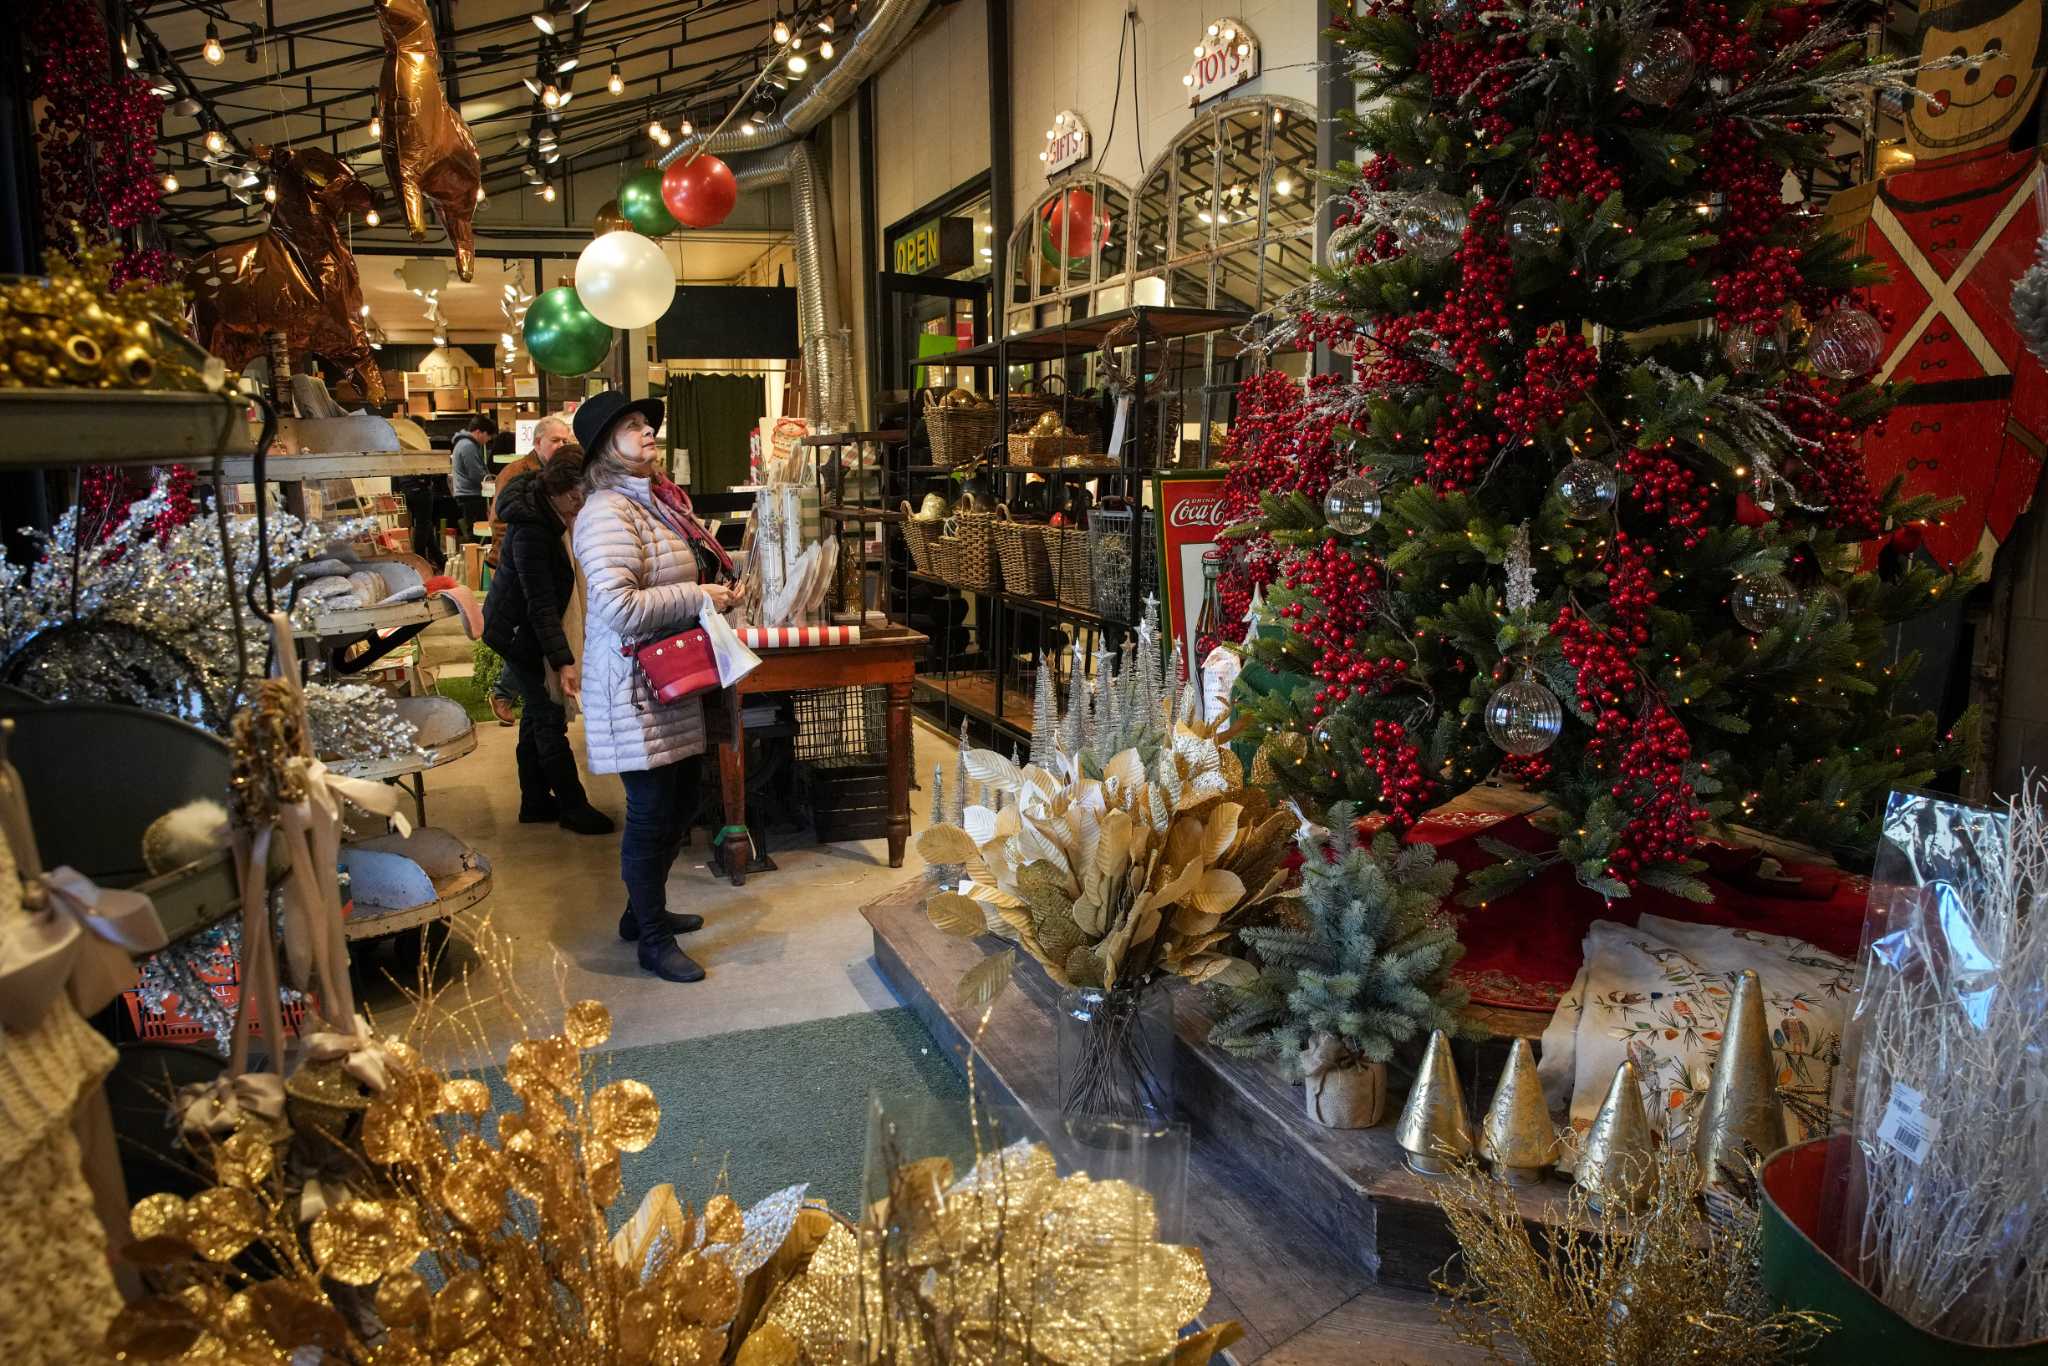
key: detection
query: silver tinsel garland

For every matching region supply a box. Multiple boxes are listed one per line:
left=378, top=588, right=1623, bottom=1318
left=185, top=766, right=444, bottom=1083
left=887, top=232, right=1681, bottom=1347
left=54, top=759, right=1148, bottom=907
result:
left=2014, top=230, right=2048, bottom=366
left=303, top=682, right=421, bottom=763
left=131, top=901, right=306, bottom=1056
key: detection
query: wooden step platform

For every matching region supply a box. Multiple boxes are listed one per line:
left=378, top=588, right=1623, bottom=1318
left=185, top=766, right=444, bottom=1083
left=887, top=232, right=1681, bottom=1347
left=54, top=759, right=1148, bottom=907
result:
left=863, top=876, right=1547, bottom=1364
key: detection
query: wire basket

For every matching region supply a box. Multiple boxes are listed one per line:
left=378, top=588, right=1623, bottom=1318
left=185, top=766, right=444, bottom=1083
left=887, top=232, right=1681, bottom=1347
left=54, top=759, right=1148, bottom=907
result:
left=993, top=504, right=1053, bottom=598
left=926, top=392, right=997, bottom=470
left=792, top=685, right=887, bottom=762
left=1089, top=503, right=1136, bottom=621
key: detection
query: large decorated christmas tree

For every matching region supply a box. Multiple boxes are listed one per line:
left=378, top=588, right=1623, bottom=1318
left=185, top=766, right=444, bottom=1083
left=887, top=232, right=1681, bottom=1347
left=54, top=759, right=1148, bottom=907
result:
left=1220, top=0, right=1979, bottom=900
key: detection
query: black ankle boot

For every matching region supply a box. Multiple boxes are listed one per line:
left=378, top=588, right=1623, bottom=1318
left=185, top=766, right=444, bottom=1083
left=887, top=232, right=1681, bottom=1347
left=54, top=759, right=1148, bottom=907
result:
left=618, top=906, right=703, bottom=941
left=637, top=933, right=705, bottom=983
left=515, top=742, right=557, bottom=822
left=540, top=751, right=612, bottom=834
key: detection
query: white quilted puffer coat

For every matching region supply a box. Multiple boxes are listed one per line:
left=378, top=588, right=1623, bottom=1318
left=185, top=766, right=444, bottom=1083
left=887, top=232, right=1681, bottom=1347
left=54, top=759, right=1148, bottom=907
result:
left=572, top=477, right=716, bottom=774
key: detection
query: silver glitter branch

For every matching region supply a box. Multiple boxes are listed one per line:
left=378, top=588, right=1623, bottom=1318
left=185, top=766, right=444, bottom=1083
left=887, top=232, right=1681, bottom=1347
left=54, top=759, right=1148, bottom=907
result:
left=1505, top=524, right=1536, bottom=616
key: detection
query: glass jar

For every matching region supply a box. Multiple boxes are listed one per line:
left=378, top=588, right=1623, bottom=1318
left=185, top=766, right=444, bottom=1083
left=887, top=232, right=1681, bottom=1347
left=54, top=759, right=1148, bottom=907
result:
left=1056, top=980, right=1176, bottom=1126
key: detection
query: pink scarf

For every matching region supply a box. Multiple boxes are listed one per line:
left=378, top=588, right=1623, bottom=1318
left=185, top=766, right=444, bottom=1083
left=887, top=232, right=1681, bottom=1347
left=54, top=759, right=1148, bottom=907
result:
left=646, top=474, right=735, bottom=580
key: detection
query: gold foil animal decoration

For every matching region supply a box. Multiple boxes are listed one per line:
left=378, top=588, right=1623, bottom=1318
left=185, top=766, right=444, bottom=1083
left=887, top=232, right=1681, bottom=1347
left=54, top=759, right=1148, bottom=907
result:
left=374, top=0, right=482, bottom=282
left=185, top=146, right=383, bottom=404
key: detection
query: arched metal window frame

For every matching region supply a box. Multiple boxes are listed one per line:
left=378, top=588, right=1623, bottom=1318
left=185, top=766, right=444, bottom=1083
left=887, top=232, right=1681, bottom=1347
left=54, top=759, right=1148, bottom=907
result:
left=1005, top=170, right=1137, bottom=335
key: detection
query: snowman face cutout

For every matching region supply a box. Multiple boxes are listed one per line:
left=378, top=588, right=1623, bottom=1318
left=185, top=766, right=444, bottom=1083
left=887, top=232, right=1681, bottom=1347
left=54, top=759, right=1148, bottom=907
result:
left=1905, top=0, right=2045, bottom=156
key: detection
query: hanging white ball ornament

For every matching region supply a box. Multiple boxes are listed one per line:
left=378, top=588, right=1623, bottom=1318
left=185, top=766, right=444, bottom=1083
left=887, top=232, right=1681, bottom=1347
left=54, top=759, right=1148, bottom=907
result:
left=1324, top=475, right=1383, bottom=535
left=1807, top=581, right=1847, bottom=631
left=1621, top=28, right=1697, bottom=106
left=1554, top=458, right=1619, bottom=521
left=573, top=230, right=676, bottom=330
left=1485, top=667, right=1564, bottom=757
left=1731, top=571, right=1800, bottom=632
left=1723, top=322, right=1789, bottom=372
left=1394, top=190, right=1467, bottom=263
left=1807, top=308, right=1886, bottom=381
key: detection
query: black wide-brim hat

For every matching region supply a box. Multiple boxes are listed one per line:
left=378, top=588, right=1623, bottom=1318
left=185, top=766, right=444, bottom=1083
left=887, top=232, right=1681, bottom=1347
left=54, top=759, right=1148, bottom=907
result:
left=573, top=389, right=665, bottom=460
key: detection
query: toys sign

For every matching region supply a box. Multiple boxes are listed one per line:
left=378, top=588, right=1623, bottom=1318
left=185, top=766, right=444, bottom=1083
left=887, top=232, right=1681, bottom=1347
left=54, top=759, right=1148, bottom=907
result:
left=1185, top=19, right=1259, bottom=106
left=1041, top=111, right=1090, bottom=177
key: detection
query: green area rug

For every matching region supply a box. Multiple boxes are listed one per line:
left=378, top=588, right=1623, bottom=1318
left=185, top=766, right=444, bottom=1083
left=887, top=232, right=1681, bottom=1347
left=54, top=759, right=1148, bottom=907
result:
left=436, top=673, right=496, bottom=723
left=477, top=1007, right=972, bottom=1216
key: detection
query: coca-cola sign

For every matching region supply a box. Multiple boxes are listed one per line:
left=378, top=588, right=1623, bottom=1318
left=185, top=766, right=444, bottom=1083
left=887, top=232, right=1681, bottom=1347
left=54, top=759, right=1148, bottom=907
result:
left=1041, top=110, right=1090, bottom=177
left=1168, top=495, right=1228, bottom=530
left=1184, top=19, right=1259, bottom=107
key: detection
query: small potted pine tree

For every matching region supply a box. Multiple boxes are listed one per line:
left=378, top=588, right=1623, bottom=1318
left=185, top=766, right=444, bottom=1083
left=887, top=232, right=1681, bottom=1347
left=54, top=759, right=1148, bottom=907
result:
left=1211, top=808, right=1474, bottom=1128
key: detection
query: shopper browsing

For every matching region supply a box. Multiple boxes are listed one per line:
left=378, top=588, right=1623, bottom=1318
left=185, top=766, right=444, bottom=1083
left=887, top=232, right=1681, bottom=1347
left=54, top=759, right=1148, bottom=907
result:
left=449, top=413, right=497, bottom=551
left=481, top=445, right=613, bottom=837
left=571, top=390, right=735, bottom=984
left=487, top=412, right=575, bottom=727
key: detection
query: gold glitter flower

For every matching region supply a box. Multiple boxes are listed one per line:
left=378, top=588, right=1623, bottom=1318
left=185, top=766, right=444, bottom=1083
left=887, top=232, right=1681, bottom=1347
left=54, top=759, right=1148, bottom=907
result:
left=565, top=998, right=614, bottom=1048
left=308, top=1199, right=427, bottom=1285
left=590, top=1078, right=661, bottom=1153
left=185, top=1187, right=263, bottom=1262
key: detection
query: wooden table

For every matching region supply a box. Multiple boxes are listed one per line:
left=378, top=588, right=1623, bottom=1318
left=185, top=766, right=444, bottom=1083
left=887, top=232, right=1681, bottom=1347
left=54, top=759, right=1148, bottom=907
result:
left=711, top=626, right=927, bottom=886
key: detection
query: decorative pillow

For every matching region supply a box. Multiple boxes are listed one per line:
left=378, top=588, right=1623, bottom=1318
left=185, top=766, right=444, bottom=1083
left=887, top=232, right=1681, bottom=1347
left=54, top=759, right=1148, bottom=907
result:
left=1537, top=913, right=1853, bottom=1166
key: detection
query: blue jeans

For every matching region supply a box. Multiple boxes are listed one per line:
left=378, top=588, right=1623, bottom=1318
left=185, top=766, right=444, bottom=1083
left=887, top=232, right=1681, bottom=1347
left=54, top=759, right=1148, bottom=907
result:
left=492, top=662, right=520, bottom=705
left=619, top=759, right=697, bottom=930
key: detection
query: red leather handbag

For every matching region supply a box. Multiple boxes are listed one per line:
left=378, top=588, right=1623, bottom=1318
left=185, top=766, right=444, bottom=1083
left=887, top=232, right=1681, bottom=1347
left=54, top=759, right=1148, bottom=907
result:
left=624, top=628, right=721, bottom=703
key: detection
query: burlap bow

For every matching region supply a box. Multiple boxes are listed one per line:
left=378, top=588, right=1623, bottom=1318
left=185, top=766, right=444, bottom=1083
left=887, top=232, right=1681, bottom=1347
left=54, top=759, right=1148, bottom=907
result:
left=171, top=1071, right=288, bottom=1145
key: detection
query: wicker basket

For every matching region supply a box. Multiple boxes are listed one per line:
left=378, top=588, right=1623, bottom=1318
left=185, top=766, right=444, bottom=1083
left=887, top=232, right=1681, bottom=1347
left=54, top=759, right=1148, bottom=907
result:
left=930, top=534, right=961, bottom=584
left=900, top=498, right=941, bottom=574
left=992, top=504, right=1053, bottom=598
left=1049, top=525, right=1094, bottom=611
left=926, top=392, right=997, bottom=470
left=953, top=500, right=998, bottom=592
left=1008, top=429, right=1091, bottom=468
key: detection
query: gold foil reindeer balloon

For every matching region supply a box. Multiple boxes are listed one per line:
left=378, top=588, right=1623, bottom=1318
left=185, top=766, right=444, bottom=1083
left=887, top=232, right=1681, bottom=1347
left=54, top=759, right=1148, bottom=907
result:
left=185, top=145, right=384, bottom=403
left=373, top=0, right=481, bottom=282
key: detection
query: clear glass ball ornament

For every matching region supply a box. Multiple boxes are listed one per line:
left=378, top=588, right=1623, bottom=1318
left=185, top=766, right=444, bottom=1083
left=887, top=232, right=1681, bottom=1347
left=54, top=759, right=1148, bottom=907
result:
left=1429, top=0, right=1473, bottom=27
left=1324, top=475, right=1383, bottom=535
left=1554, top=458, right=1619, bottom=521
left=1731, top=571, right=1800, bottom=632
left=1808, top=581, right=1847, bottom=631
left=1807, top=308, right=1886, bottom=380
left=1621, top=28, right=1697, bottom=106
left=1312, top=718, right=1338, bottom=750
left=1723, top=322, right=1789, bottom=372
left=1395, top=190, right=1468, bottom=262
left=1485, top=667, right=1564, bottom=757
left=1504, top=197, right=1564, bottom=253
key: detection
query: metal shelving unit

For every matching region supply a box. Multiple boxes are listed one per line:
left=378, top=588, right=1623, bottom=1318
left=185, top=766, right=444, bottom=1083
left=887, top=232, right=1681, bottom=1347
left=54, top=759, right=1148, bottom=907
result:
left=892, top=305, right=1251, bottom=744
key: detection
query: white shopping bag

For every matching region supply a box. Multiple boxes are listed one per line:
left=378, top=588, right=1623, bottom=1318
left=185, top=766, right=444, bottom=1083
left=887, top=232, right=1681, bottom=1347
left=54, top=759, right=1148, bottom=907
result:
left=700, top=608, right=762, bottom=688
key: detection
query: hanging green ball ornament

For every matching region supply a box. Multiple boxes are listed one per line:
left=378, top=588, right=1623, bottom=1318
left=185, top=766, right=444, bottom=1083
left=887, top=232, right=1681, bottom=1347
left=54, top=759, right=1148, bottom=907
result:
left=522, top=286, right=613, bottom=376
left=1484, top=666, right=1563, bottom=757
left=1731, top=571, right=1799, bottom=632
left=1324, top=475, right=1383, bottom=535
left=616, top=166, right=677, bottom=237
left=1553, top=458, right=1618, bottom=521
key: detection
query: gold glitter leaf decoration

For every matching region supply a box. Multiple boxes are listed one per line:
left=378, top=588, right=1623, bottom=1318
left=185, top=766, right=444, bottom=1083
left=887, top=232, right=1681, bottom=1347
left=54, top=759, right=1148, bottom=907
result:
left=309, top=1199, right=427, bottom=1285
left=104, top=1295, right=204, bottom=1361
left=233, top=1282, right=352, bottom=1352
left=361, top=1095, right=429, bottom=1165
left=501, top=1125, right=568, bottom=1199
left=565, top=998, right=613, bottom=1048
left=588, top=1148, right=623, bottom=1209
left=186, top=1187, right=263, bottom=1262
left=373, top=1269, right=432, bottom=1328
left=441, top=1077, right=491, bottom=1114
left=443, top=1138, right=512, bottom=1230
left=590, top=1078, right=661, bottom=1153
left=702, top=1193, right=745, bottom=1247
left=429, top=1271, right=492, bottom=1351
left=958, top=948, right=1017, bottom=1011
left=211, top=1129, right=275, bottom=1189
left=670, top=1253, right=741, bottom=1325
left=130, top=1191, right=188, bottom=1241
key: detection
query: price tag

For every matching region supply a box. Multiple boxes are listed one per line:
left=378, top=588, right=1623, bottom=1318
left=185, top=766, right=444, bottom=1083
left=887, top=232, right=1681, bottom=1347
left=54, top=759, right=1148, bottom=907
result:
left=1107, top=393, right=1133, bottom=456
left=1875, top=1082, right=1936, bottom=1164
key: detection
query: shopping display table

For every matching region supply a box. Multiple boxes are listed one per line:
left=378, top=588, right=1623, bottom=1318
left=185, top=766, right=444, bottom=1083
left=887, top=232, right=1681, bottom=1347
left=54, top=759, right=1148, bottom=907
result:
left=863, top=875, right=1543, bottom=1364
left=711, top=626, right=927, bottom=886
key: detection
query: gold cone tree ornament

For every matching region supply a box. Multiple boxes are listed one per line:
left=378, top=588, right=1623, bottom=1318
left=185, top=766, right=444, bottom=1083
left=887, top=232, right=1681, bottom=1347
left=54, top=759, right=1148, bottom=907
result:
left=1576, top=1058, right=1657, bottom=1213
left=1693, top=968, right=1787, bottom=1187
left=1478, top=1038, right=1555, bottom=1185
left=1395, top=1029, right=1473, bottom=1176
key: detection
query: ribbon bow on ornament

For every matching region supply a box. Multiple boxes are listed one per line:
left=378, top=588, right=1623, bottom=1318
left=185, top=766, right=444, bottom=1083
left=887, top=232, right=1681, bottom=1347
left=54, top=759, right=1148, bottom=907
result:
left=171, top=1071, right=288, bottom=1145
left=299, top=1013, right=400, bottom=1095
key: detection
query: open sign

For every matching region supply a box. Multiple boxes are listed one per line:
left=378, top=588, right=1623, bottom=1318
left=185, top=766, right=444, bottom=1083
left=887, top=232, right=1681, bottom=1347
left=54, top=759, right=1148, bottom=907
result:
left=1186, top=20, right=1259, bottom=106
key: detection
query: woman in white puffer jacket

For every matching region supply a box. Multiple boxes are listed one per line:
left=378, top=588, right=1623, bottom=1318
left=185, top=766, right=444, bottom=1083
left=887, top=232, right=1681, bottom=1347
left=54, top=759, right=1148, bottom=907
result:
left=571, top=391, right=735, bottom=984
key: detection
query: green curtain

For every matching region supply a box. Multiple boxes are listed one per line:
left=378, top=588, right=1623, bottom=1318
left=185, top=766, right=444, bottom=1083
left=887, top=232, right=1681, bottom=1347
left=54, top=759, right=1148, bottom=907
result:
left=667, top=372, right=767, bottom=492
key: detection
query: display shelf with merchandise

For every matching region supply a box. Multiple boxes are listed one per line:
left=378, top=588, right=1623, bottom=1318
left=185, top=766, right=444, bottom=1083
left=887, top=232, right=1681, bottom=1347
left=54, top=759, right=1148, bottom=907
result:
left=295, top=594, right=455, bottom=642
left=220, top=449, right=449, bottom=482
left=341, top=859, right=492, bottom=942
left=0, top=388, right=262, bottom=467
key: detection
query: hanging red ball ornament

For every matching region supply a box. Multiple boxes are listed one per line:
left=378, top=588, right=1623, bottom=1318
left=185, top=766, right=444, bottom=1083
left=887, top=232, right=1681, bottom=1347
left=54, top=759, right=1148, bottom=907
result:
left=1734, top=492, right=1774, bottom=527
left=660, top=152, right=738, bottom=229
left=1039, top=187, right=1110, bottom=267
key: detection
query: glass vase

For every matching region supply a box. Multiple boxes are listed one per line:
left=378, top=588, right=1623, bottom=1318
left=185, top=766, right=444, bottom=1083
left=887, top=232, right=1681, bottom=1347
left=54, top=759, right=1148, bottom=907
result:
left=1056, top=980, right=1175, bottom=1126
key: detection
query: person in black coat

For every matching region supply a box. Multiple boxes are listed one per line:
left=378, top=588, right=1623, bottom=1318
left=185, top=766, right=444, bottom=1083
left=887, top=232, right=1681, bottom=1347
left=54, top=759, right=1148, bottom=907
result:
left=481, top=447, right=613, bottom=835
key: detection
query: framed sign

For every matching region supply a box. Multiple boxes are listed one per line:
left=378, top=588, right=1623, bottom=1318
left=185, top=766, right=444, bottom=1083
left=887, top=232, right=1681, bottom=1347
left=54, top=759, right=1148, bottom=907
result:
left=1185, top=19, right=1259, bottom=106
left=1041, top=110, right=1090, bottom=176
left=1152, top=469, right=1232, bottom=670
left=891, top=216, right=975, bottom=276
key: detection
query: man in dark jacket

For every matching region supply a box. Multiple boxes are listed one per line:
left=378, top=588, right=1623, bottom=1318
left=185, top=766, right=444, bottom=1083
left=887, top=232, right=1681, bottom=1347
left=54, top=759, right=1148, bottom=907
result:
left=481, top=449, right=613, bottom=835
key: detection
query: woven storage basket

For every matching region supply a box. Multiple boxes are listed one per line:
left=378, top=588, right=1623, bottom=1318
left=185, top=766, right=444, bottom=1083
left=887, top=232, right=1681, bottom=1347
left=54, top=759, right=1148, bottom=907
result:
left=992, top=504, right=1053, bottom=598
left=954, top=500, right=998, bottom=592
left=1008, top=429, right=1091, bottom=467
left=930, top=534, right=961, bottom=584
left=926, top=392, right=997, bottom=470
left=900, top=499, right=941, bottom=574
left=1050, top=525, right=1095, bottom=610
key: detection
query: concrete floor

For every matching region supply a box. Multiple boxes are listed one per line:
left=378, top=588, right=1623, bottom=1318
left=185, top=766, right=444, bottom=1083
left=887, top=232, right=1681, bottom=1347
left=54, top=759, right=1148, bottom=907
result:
left=359, top=626, right=956, bottom=1060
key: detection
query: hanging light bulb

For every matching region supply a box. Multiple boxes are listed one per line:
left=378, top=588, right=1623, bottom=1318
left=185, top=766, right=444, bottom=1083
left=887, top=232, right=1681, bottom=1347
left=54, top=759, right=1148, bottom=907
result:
left=787, top=53, right=808, bottom=73
left=772, top=17, right=791, bottom=44
left=202, top=21, right=225, bottom=64
left=541, top=84, right=561, bottom=108
left=541, top=182, right=557, bottom=203
left=677, top=116, right=694, bottom=137
left=740, top=118, right=756, bottom=135
left=161, top=172, right=179, bottom=193
left=122, top=36, right=137, bottom=70
left=204, top=127, right=226, bottom=155
left=262, top=183, right=277, bottom=203
left=648, top=117, right=667, bottom=141
left=368, top=107, right=382, bottom=140
left=608, top=58, right=624, bottom=94
left=365, top=208, right=380, bottom=226
left=361, top=304, right=373, bottom=317
left=819, top=39, right=834, bottom=58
